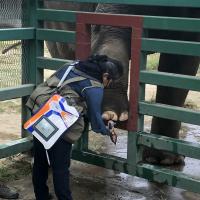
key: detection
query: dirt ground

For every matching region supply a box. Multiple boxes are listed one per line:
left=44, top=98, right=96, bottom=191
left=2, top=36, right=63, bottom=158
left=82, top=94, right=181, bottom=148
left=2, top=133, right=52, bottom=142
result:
left=0, top=80, right=200, bottom=200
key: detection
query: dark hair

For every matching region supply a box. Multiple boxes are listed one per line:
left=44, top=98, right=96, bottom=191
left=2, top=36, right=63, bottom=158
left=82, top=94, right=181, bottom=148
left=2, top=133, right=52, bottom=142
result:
left=88, top=55, right=123, bottom=81
left=74, top=54, right=123, bottom=82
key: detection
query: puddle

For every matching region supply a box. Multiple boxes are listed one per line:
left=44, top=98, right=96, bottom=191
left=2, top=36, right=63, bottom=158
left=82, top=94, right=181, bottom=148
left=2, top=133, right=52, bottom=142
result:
left=86, top=119, right=200, bottom=200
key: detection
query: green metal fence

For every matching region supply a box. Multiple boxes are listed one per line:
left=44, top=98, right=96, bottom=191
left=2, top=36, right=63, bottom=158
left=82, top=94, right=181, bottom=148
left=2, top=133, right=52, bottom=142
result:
left=0, top=0, right=200, bottom=194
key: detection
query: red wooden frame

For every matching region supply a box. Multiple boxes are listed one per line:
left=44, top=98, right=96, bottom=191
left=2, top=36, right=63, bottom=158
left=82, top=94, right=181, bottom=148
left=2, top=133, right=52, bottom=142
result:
left=76, top=13, right=143, bottom=131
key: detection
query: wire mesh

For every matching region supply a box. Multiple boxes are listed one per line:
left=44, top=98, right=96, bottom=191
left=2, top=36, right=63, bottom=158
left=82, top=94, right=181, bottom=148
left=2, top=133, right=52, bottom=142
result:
left=0, top=0, right=28, bottom=88
left=0, top=40, right=22, bottom=87
left=0, top=0, right=22, bottom=28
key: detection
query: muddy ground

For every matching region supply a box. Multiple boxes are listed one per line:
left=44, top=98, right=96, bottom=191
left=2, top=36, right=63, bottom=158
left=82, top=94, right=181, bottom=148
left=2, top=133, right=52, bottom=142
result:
left=0, top=84, right=200, bottom=200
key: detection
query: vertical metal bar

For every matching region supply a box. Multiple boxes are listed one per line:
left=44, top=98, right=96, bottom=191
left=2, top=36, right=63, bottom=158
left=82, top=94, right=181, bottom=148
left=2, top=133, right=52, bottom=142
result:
left=132, top=53, right=148, bottom=166
left=35, top=0, right=44, bottom=85
left=138, top=51, right=147, bottom=131
left=135, top=30, right=148, bottom=164
left=21, top=0, right=37, bottom=138
left=127, top=19, right=143, bottom=171
left=74, top=15, right=92, bottom=151
left=21, top=0, right=44, bottom=138
left=127, top=131, right=137, bottom=175
left=73, top=118, right=89, bottom=151
left=127, top=25, right=143, bottom=131
left=75, top=22, right=91, bottom=60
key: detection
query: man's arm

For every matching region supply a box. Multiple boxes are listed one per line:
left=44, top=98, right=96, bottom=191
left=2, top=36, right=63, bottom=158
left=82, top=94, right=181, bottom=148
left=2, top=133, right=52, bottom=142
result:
left=83, top=87, right=110, bottom=135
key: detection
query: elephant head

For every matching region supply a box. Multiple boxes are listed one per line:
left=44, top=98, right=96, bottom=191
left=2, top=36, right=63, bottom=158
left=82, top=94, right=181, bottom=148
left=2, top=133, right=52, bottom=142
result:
left=92, top=4, right=200, bottom=165
left=91, top=18, right=131, bottom=122
left=44, top=1, right=96, bottom=59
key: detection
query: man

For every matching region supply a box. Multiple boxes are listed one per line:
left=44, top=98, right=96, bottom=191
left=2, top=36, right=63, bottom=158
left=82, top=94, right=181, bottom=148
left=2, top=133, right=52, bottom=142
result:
left=26, top=54, right=123, bottom=200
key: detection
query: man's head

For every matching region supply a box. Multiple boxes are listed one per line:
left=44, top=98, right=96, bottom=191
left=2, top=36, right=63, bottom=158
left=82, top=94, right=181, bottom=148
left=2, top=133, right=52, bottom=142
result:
left=88, top=55, right=123, bottom=85
left=75, top=54, right=123, bottom=84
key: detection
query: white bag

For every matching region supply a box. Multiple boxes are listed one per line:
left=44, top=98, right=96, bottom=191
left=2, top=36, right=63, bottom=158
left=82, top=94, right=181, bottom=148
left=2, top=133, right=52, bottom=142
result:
left=24, top=94, right=79, bottom=149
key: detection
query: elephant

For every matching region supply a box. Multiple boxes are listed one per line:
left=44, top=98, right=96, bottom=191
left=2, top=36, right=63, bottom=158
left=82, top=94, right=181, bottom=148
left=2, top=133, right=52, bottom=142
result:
left=44, top=2, right=200, bottom=165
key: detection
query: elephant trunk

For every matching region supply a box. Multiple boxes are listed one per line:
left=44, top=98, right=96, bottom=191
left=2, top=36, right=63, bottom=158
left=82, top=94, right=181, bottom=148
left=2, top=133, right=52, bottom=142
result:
left=91, top=24, right=131, bottom=120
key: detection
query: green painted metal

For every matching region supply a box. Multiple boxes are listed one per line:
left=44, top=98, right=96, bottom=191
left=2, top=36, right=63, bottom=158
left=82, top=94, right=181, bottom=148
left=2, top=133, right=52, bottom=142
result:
left=0, top=28, right=35, bottom=41
left=143, top=16, right=200, bottom=32
left=0, top=0, right=200, bottom=195
left=37, top=57, right=72, bottom=70
left=127, top=52, right=148, bottom=169
left=36, top=8, right=200, bottom=33
left=140, top=71, right=200, bottom=92
left=21, top=0, right=38, bottom=138
left=137, top=163, right=200, bottom=194
left=36, top=29, right=75, bottom=43
left=127, top=132, right=140, bottom=170
left=0, top=137, right=33, bottom=159
left=138, top=52, right=148, bottom=131
left=138, top=132, right=200, bottom=160
left=139, top=102, right=200, bottom=125
left=22, top=0, right=37, bottom=85
left=142, top=38, right=200, bottom=56
left=40, top=0, right=200, bottom=8
left=135, top=3, right=200, bottom=193
left=72, top=150, right=131, bottom=174
left=73, top=118, right=90, bottom=151
left=72, top=149, right=200, bottom=194
left=0, top=84, right=35, bottom=101
left=34, top=2, right=200, bottom=194
left=37, top=8, right=76, bottom=22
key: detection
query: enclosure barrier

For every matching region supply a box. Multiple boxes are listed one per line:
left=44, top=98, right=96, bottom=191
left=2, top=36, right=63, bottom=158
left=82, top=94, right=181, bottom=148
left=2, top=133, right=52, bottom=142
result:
left=0, top=0, right=37, bottom=158
left=0, top=0, right=200, bottom=193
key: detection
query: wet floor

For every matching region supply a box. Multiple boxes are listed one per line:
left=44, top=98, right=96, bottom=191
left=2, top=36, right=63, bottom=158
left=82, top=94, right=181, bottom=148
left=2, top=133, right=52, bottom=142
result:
left=8, top=122, right=200, bottom=200
left=85, top=120, right=200, bottom=200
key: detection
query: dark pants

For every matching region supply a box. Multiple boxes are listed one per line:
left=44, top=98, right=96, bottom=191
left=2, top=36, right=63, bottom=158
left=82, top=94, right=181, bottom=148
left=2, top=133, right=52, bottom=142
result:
left=32, top=137, right=72, bottom=200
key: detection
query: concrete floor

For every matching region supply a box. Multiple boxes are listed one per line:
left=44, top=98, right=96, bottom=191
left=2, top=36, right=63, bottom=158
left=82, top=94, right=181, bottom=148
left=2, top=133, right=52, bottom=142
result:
left=7, top=128, right=200, bottom=200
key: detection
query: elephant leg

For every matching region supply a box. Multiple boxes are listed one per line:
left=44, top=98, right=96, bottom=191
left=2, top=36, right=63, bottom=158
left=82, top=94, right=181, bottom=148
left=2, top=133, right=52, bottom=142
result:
left=44, top=21, right=76, bottom=59
left=144, top=53, right=200, bottom=165
left=45, top=41, right=61, bottom=58
left=45, top=41, right=75, bottom=59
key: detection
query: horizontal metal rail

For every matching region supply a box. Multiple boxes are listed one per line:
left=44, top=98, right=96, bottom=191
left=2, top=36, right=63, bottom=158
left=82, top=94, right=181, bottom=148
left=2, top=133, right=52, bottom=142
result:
left=72, top=149, right=130, bottom=173
left=137, top=132, right=200, bottom=160
left=142, top=38, right=200, bottom=56
left=72, top=149, right=200, bottom=193
left=139, top=101, right=200, bottom=126
left=140, top=71, right=200, bottom=92
left=36, top=30, right=200, bottom=57
left=143, top=16, right=200, bottom=32
left=37, top=9, right=200, bottom=33
left=36, top=28, right=75, bottom=42
left=137, top=163, right=200, bottom=194
left=0, top=84, right=35, bottom=101
left=0, top=137, right=33, bottom=159
left=37, top=57, right=72, bottom=70
left=40, top=0, right=200, bottom=8
left=37, top=9, right=76, bottom=22
left=0, top=28, right=35, bottom=41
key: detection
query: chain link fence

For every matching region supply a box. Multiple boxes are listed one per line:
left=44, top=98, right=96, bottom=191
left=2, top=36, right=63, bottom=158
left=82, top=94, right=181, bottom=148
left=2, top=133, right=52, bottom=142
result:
left=0, top=0, right=28, bottom=88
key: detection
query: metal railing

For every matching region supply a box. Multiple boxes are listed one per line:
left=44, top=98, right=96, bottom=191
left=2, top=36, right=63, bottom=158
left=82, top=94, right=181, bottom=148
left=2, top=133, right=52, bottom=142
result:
left=0, top=0, right=199, bottom=193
